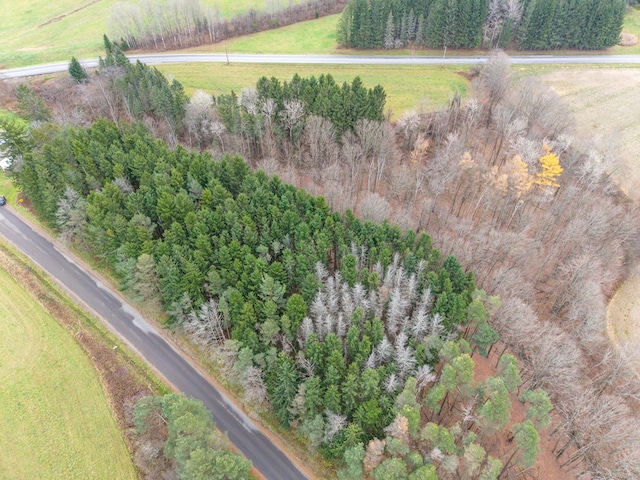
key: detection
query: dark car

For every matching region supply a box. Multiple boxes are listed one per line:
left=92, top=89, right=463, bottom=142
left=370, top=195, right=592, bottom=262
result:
left=0, top=196, right=6, bottom=206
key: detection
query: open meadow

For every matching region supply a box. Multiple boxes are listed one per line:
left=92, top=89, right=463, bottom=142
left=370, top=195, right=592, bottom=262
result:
left=0, top=0, right=306, bottom=68
left=607, top=264, right=640, bottom=372
left=0, top=263, right=137, bottom=479
left=158, top=62, right=469, bottom=120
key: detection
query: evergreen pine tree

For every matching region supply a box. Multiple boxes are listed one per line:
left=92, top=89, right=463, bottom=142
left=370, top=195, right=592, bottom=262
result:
left=415, top=14, right=426, bottom=46
left=69, top=57, right=89, bottom=83
left=384, top=11, right=396, bottom=49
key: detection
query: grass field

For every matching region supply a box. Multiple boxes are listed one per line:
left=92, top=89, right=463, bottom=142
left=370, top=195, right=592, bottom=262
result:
left=538, top=67, right=640, bottom=200
left=0, top=0, right=307, bottom=68
left=180, top=14, right=341, bottom=55
left=0, top=0, right=115, bottom=68
left=159, top=63, right=469, bottom=119
left=2, top=1, right=639, bottom=69
left=607, top=264, right=640, bottom=371
left=0, top=266, right=137, bottom=479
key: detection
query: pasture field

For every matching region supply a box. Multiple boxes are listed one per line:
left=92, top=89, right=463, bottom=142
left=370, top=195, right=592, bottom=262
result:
left=0, top=0, right=116, bottom=68
left=180, top=14, right=341, bottom=55
left=607, top=264, right=640, bottom=372
left=0, top=264, right=137, bottom=479
left=0, top=0, right=306, bottom=68
left=158, top=62, right=469, bottom=119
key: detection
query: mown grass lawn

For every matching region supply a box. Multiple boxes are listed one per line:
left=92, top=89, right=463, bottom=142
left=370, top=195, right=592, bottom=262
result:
left=159, top=62, right=469, bottom=119
left=0, top=266, right=137, bottom=479
left=181, top=14, right=341, bottom=55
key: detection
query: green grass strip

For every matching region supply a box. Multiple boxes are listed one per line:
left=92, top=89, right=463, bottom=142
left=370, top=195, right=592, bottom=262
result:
left=0, top=264, right=137, bottom=479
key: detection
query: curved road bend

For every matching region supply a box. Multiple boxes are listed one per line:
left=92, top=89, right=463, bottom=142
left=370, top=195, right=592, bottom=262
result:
left=1, top=53, right=640, bottom=79
left=0, top=206, right=309, bottom=480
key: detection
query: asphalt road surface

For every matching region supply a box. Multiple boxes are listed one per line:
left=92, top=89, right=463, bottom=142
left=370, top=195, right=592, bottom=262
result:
left=0, top=206, right=309, bottom=480
left=1, top=53, right=640, bottom=78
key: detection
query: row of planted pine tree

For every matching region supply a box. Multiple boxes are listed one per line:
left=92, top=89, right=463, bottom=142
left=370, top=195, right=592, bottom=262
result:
left=337, top=0, right=626, bottom=50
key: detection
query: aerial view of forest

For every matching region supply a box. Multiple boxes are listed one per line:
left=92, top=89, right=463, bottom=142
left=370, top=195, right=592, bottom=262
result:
left=1, top=0, right=640, bottom=479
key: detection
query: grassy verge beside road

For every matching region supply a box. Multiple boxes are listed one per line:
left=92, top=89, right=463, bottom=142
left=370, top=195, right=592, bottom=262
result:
left=0, top=175, right=171, bottom=477
left=0, top=254, right=137, bottom=479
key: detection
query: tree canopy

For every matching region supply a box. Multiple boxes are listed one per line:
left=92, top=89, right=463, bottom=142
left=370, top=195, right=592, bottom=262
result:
left=337, top=0, right=625, bottom=50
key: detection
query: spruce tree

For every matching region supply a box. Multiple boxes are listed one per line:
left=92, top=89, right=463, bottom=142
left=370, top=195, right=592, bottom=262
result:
left=69, top=56, right=89, bottom=83
left=384, top=11, right=396, bottom=49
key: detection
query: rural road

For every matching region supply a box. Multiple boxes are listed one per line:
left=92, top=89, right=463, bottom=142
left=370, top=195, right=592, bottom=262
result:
left=2, top=53, right=640, bottom=78
left=0, top=206, right=309, bottom=480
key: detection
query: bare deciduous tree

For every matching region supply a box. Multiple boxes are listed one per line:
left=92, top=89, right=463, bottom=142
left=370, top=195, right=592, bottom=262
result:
left=359, top=192, right=391, bottom=224
left=356, top=119, right=395, bottom=193
left=304, top=115, right=339, bottom=171
left=476, top=51, right=511, bottom=122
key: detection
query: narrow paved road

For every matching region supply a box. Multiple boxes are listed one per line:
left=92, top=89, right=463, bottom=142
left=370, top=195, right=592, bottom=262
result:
left=2, top=53, right=640, bottom=78
left=0, top=206, right=309, bottom=480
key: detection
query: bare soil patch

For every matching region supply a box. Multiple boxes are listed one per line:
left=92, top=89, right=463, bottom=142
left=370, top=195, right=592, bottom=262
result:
left=37, top=0, right=102, bottom=28
left=16, top=46, right=53, bottom=52
left=540, top=68, right=640, bottom=200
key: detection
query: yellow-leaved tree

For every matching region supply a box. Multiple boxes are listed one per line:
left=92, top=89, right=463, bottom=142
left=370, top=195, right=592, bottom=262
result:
left=508, top=155, right=534, bottom=197
left=535, top=146, right=563, bottom=189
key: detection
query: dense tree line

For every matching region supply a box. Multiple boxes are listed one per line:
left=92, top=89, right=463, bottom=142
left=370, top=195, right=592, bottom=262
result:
left=337, top=0, right=626, bottom=50
left=518, top=0, right=626, bottom=50
left=134, top=393, right=251, bottom=479
left=188, top=73, right=387, bottom=164
left=108, top=0, right=347, bottom=51
left=9, top=114, right=552, bottom=474
left=98, top=37, right=188, bottom=140
left=217, top=74, right=385, bottom=142
left=338, top=0, right=488, bottom=49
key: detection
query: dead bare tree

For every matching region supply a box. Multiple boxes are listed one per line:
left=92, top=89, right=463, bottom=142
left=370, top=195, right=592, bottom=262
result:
left=476, top=51, right=511, bottom=123
left=356, top=119, right=396, bottom=193
left=184, top=90, right=215, bottom=149
left=304, top=115, right=339, bottom=171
